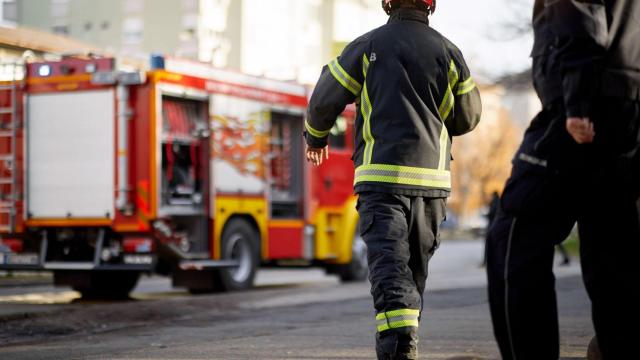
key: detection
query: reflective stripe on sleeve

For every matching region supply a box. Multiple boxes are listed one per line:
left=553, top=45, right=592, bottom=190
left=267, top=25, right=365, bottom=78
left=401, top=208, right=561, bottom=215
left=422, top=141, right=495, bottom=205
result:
left=305, top=119, right=331, bottom=138
left=355, top=164, right=451, bottom=189
left=456, top=76, right=476, bottom=95
left=375, top=308, right=420, bottom=333
left=328, top=59, right=362, bottom=96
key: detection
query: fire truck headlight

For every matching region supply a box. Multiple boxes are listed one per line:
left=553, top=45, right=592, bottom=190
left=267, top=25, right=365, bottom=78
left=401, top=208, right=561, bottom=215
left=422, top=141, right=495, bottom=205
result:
left=38, top=65, right=51, bottom=77
left=85, top=63, right=97, bottom=74
left=101, top=248, right=112, bottom=262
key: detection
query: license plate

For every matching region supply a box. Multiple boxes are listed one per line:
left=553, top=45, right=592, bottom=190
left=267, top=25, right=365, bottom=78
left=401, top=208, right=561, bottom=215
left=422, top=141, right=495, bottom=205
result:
left=5, top=253, right=40, bottom=266
left=123, top=254, right=153, bottom=265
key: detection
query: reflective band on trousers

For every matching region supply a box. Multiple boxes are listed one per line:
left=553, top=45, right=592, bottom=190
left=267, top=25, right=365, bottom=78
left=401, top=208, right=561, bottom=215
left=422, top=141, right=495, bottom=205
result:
left=376, top=308, right=420, bottom=333
left=355, top=164, right=451, bottom=189
left=328, top=59, right=362, bottom=96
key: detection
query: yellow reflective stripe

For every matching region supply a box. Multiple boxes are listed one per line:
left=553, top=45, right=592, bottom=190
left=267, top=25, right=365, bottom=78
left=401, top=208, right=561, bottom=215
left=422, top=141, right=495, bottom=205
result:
left=456, top=77, right=476, bottom=95
left=438, top=124, right=449, bottom=170
left=435, top=59, right=458, bottom=171
left=355, top=164, right=451, bottom=188
left=328, top=59, right=362, bottom=96
left=355, top=175, right=451, bottom=189
left=375, top=308, right=420, bottom=321
left=438, top=60, right=459, bottom=122
left=377, top=319, right=420, bottom=332
left=438, top=87, right=455, bottom=121
left=361, top=53, right=375, bottom=165
left=357, top=164, right=449, bottom=176
left=447, top=60, right=459, bottom=87
left=305, top=119, right=331, bottom=138
left=362, top=53, right=370, bottom=77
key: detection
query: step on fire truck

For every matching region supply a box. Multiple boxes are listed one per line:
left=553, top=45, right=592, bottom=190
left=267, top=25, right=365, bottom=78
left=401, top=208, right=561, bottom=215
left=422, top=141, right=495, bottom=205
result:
left=0, top=55, right=366, bottom=297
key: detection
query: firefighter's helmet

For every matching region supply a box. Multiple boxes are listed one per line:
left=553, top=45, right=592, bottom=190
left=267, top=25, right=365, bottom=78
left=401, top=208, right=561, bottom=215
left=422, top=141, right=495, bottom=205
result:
left=382, top=0, right=436, bottom=15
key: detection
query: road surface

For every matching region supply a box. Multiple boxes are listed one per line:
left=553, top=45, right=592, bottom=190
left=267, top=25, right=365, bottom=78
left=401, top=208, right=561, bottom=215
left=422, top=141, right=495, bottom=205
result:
left=0, top=240, right=592, bottom=359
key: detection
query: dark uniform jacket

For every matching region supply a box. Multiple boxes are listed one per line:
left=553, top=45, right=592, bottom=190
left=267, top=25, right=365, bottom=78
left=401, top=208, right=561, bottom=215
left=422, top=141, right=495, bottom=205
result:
left=538, top=0, right=640, bottom=117
left=305, top=8, right=482, bottom=197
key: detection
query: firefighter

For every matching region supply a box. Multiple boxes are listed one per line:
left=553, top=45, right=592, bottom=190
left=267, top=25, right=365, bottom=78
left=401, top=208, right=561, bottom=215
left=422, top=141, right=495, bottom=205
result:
left=486, top=1, right=640, bottom=359
left=304, top=0, right=482, bottom=358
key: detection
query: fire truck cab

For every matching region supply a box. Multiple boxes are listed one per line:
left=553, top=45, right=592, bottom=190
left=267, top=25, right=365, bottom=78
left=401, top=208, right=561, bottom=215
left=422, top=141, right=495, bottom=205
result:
left=0, top=55, right=365, bottom=297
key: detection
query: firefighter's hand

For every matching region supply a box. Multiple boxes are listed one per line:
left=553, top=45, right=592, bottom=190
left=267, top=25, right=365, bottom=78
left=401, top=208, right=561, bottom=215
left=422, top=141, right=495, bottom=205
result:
left=306, top=145, right=329, bottom=166
left=566, top=117, right=595, bottom=144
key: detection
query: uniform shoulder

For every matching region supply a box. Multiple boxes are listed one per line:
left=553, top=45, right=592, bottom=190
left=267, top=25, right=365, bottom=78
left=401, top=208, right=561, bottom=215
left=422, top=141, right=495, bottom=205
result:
left=436, top=31, right=464, bottom=57
left=340, top=25, right=386, bottom=56
left=351, top=25, right=384, bottom=45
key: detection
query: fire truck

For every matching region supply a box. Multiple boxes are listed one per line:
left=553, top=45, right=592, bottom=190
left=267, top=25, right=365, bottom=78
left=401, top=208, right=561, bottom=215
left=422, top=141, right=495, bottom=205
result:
left=0, top=55, right=366, bottom=297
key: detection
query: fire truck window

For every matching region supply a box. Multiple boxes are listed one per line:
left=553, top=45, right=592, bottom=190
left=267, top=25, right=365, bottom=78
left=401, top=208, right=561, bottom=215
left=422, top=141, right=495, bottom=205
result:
left=328, top=116, right=347, bottom=149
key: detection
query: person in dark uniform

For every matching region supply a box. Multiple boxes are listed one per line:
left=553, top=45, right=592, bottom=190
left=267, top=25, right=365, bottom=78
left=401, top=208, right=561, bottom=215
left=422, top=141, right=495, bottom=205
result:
left=486, top=1, right=640, bottom=359
left=304, top=1, right=482, bottom=358
left=482, top=191, right=500, bottom=267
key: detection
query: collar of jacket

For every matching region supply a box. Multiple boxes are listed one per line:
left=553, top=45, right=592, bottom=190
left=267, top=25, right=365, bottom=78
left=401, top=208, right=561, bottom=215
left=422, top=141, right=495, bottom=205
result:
left=388, top=8, right=430, bottom=25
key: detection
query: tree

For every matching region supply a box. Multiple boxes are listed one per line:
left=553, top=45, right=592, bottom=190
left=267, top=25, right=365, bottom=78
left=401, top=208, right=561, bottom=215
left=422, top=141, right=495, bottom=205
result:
left=449, top=85, right=522, bottom=218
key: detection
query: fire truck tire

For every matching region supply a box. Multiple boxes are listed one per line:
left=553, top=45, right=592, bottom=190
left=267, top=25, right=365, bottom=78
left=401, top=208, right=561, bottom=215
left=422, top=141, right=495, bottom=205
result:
left=215, top=218, right=259, bottom=291
left=69, top=271, right=140, bottom=299
left=336, top=233, right=368, bottom=282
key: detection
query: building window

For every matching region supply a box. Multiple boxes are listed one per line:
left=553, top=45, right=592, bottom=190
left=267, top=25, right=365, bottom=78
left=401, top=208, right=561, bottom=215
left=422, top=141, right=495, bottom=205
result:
left=51, top=24, right=69, bottom=35
left=1, top=0, right=17, bottom=24
left=50, top=0, right=70, bottom=18
left=123, top=17, right=144, bottom=45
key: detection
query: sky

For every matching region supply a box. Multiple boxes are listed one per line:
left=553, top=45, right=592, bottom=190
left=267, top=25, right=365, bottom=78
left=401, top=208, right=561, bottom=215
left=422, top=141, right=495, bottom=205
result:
left=418, top=0, right=534, bottom=80
left=352, top=0, right=533, bottom=79
left=243, top=0, right=535, bottom=84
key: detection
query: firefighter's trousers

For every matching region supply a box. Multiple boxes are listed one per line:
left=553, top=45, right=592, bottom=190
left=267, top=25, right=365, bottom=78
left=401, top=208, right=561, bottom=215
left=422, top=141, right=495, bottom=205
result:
left=357, top=192, right=446, bottom=360
left=487, top=100, right=640, bottom=360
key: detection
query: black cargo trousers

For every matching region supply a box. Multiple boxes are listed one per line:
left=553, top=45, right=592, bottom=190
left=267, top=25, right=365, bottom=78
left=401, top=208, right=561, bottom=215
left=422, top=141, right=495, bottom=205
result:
left=357, top=191, right=446, bottom=360
left=487, top=99, right=640, bottom=360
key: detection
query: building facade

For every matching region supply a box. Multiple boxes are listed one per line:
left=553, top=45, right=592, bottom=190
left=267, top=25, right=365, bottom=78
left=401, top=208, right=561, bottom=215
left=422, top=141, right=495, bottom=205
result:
left=8, top=0, right=385, bottom=84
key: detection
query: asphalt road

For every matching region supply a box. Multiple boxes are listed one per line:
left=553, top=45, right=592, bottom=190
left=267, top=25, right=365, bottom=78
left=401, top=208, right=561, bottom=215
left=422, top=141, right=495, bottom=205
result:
left=0, top=241, right=592, bottom=360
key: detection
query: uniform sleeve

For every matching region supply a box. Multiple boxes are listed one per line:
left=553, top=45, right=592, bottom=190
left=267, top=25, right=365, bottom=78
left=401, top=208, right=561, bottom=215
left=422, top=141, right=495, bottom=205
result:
left=545, top=0, right=608, bottom=118
left=445, top=46, right=482, bottom=137
left=305, top=37, right=368, bottom=148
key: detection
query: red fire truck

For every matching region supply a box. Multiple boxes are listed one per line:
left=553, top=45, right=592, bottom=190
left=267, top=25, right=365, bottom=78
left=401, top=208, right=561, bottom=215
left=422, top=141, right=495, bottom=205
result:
left=0, top=55, right=365, bottom=297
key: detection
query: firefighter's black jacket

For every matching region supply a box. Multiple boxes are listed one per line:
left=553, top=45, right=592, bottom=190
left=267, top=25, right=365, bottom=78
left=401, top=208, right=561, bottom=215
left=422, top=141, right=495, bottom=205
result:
left=305, top=8, right=482, bottom=197
left=538, top=0, right=640, bottom=117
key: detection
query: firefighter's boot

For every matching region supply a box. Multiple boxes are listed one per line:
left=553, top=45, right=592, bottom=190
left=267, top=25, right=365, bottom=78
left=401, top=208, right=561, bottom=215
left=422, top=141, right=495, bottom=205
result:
left=376, top=328, right=419, bottom=360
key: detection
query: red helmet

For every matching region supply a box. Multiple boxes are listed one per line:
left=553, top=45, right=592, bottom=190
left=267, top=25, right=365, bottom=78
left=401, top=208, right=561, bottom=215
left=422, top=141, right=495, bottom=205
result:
left=382, top=0, right=436, bottom=15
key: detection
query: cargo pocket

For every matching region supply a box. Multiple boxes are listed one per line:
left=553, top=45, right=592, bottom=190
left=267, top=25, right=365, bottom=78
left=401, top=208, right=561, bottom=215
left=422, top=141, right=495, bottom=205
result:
left=358, top=210, right=375, bottom=238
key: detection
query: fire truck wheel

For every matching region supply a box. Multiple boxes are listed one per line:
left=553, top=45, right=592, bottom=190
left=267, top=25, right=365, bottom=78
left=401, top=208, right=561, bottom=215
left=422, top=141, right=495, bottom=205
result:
left=69, top=271, right=140, bottom=299
left=215, top=218, right=259, bottom=291
left=336, top=233, right=369, bottom=282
